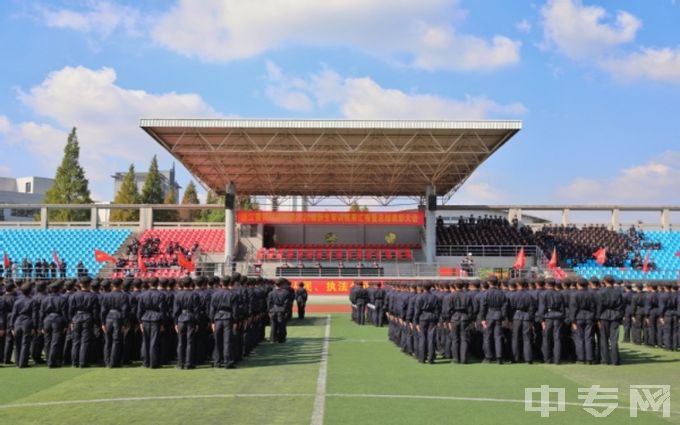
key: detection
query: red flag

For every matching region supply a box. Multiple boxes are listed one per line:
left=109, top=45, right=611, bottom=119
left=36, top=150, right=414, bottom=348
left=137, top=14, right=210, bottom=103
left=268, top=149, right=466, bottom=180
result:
left=138, top=251, right=147, bottom=273
left=642, top=251, right=651, bottom=273
left=3, top=252, right=9, bottom=268
left=94, top=249, right=117, bottom=264
left=593, top=248, right=606, bottom=265
left=548, top=248, right=558, bottom=270
left=513, top=247, right=526, bottom=270
left=52, top=250, right=62, bottom=268
left=177, top=250, right=195, bottom=272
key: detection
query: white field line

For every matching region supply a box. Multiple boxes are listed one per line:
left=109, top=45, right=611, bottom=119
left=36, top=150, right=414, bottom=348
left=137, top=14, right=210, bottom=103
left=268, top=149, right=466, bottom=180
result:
left=1, top=392, right=678, bottom=416
left=310, top=314, right=332, bottom=425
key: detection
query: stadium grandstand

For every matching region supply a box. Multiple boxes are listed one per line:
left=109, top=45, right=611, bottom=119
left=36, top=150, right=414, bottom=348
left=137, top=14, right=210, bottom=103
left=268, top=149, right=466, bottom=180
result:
left=0, top=120, right=678, bottom=289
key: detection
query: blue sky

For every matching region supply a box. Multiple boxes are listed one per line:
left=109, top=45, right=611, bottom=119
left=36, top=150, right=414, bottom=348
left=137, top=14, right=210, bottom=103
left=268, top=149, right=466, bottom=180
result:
left=0, top=0, right=678, bottom=207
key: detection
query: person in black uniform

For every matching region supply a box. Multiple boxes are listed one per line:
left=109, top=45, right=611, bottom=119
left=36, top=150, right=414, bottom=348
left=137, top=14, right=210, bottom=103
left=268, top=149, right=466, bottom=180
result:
left=538, top=278, right=565, bottom=364
left=479, top=276, right=508, bottom=364
left=659, top=284, right=676, bottom=351
left=622, top=284, right=633, bottom=343
left=267, top=279, right=290, bottom=343
left=30, top=281, right=47, bottom=364
left=11, top=283, right=39, bottom=368
left=68, top=277, right=100, bottom=368
left=630, top=283, right=645, bottom=345
left=41, top=281, right=68, bottom=368
left=373, top=283, right=386, bottom=327
left=1, top=282, right=17, bottom=364
left=354, top=282, right=369, bottom=325
left=644, top=284, right=659, bottom=347
left=174, top=277, right=201, bottom=369
left=597, top=275, right=623, bottom=365
left=511, top=279, right=536, bottom=364
left=101, top=278, right=129, bottom=368
left=295, top=283, right=308, bottom=320
left=569, top=278, right=596, bottom=364
left=211, top=277, right=239, bottom=368
left=449, top=281, right=473, bottom=364
left=414, top=282, right=440, bottom=364
left=137, top=278, right=166, bottom=368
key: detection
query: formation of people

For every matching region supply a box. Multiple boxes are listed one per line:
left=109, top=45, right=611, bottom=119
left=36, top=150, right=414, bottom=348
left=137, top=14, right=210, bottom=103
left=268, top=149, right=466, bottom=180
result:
left=0, top=274, right=309, bottom=369
left=350, top=276, right=679, bottom=365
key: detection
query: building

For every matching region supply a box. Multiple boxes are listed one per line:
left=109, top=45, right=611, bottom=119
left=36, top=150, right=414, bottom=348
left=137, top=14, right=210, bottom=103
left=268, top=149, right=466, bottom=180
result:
left=111, top=163, right=181, bottom=200
left=0, top=176, right=54, bottom=221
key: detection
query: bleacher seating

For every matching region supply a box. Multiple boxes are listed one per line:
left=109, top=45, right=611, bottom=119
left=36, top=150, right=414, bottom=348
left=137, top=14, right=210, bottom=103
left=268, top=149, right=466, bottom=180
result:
left=574, top=230, right=680, bottom=280
left=258, top=244, right=418, bottom=264
left=138, top=229, right=224, bottom=252
left=0, top=229, right=131, bottom=277
left=111, top=228, right=225, bottom=278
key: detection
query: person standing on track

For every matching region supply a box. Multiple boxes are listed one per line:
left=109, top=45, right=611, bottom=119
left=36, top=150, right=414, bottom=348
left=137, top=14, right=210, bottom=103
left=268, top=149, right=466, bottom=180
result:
left=295, top=282, right=308, bottom=320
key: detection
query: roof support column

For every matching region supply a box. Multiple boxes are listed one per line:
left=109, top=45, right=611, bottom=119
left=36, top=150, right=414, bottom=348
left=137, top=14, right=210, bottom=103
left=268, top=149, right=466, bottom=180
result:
left=661, top=208, right=670, bottom=230
left=225, top=183, right=236, bottom=275
left=425, top=185, right=437, bottom=264
left=611, top=208, right=620, bottom=231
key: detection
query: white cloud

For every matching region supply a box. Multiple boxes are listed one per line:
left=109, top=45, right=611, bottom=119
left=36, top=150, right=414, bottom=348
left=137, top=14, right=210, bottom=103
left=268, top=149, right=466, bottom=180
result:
left=541, top=0, right=640, bottom=59
left=559, top=152, right=680, bottom=203
left=516, top=19, right=532, bottom=33
left=7, top=66, right=219, bottom=198
left=600, top=46, right=680, bottom=83
left=151, top=0, right=520, bottom=71
left=37, top=1, right=140, bottom=37
left=265, top=62, right=527, bottom=119
left=452, top=181, right=505, bottom=204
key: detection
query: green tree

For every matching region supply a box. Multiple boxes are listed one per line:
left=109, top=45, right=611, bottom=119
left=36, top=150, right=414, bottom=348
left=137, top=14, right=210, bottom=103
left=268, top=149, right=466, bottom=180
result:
left=238, top=195, right=259, bottom=211
left=140, top=155, right=164, bottom=204
left=198, top=190, right=225, bottom=222
left=43, top=127, right=92, bottom=221
left=110, top=164, right=140, bottom=222
left=155, top=185, right=178, bottom=222
left=180, top=181, right=200, bottom=222
left=349, top=201, right=368, bottom=212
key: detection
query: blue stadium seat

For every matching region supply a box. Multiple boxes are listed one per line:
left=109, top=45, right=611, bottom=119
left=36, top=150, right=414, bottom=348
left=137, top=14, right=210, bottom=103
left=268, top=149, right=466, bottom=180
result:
left=0, top=229, right=131, bottom=278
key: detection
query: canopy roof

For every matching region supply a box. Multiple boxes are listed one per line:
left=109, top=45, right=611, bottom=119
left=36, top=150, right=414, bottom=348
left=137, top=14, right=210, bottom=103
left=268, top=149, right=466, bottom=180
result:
left=140, top=119, right=521, bottom=197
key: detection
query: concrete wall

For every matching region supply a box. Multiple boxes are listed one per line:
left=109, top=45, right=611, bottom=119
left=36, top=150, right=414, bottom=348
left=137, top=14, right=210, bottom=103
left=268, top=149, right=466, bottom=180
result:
left=436, top=255, right=537, bottom=269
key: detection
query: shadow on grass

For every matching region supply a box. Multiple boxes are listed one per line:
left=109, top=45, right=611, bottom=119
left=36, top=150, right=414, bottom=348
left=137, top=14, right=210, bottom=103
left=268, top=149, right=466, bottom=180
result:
left=619, top=347, right=680, bottom=365
left=237, top=316, right=342, bottom=368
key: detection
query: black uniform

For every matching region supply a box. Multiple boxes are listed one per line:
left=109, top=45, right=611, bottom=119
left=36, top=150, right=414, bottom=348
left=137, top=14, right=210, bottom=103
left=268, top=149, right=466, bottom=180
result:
left=174, top=288, right=201, bottom=368
left=211, top=285, right=240, bottom=368
left=511, top=290, right=536, bottom=363
left=267, top=285, right=290, bottom=343
left=68, top=288, right=100, bottom=367
left=479, top=286, right=508, bottom=362
left=11, top=293, right=39, bottom=367
left=414, top=289, right=441, bottom=363
left=41, top=289, right=68, bottom=367
left=137, top=288, right=166, bottom=368
left=2, top=290, right=16, bottom=364
left=569, top=288, right=597, bottom=363
left=101, top=290, right=129, bottom=367
left=295, top=287, right=308, bottom=320
left=597, top=285, right=623, bottom=365
left=538, top=288, right=565, bottom=364
left=449, top=289, right=473, bottom=364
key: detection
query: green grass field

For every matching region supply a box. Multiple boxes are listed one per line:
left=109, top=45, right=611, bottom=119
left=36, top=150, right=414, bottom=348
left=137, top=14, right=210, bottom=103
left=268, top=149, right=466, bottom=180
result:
left=1, top=314, right=679, bottom=424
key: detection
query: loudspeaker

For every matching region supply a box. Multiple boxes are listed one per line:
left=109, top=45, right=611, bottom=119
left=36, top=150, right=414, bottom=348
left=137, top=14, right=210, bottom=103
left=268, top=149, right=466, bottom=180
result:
left=427, top=195, right=437, bottom=211
left=225, top=193, right=235, bottom=210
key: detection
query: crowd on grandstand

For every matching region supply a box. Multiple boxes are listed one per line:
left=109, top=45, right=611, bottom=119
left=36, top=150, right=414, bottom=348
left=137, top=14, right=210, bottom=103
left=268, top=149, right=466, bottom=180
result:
left=0, top=274, right=308, bottom=369
left=437, top=217, right=664, bottom=270
left=350, top=276, right=678, bottom=365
